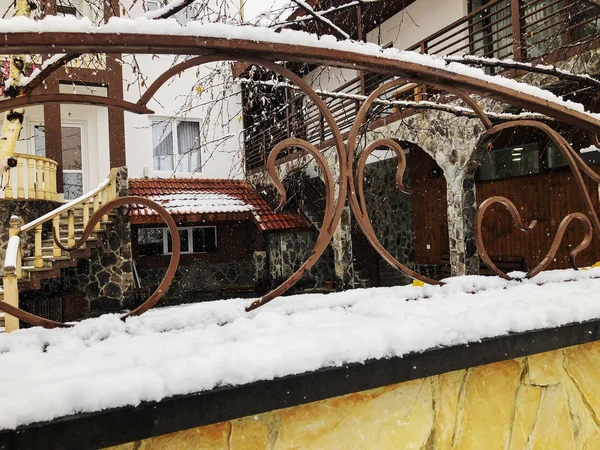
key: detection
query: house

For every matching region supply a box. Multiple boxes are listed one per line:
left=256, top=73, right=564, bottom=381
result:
left=241, top=0, right=600, bottom=289
left=128, top=177, right=311, bottom=303
left=0, top=0, right=251, bottom=330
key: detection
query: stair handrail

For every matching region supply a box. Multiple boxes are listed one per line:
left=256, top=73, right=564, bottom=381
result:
left=21, top=167, right=120, bottom=233
left=1, top=167, right=121, bottom=332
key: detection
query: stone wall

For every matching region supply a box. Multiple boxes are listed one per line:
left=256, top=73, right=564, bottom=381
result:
left=65, top=167, right=133, bottom=314
left=361, top=156, right=414, bottom=285
left=264, top=229, right=334, bottom=292
left=106, top=339, right=600, bottom=449
left=134, top=259, right=255, bottom=304
left=19, top=168, right=134, bottom=320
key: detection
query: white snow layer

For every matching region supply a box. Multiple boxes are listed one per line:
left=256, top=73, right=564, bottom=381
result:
left=142, top=192, right=254, bottom=215
left=4, top=15, right=599, bottom=121
left=2, top=268, right=600, bottom=429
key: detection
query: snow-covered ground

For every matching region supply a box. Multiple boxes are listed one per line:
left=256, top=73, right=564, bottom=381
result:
left=2, top=268, right=600, bottom=430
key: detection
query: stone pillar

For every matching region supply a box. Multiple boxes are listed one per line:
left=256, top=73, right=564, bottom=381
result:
left=253, top=250, right=268, bottom=294
left=332, top=205, right=354, bottom=290
left=444, top=167, right=479, bottom=276
left=86, top=167, right=134, bottom=313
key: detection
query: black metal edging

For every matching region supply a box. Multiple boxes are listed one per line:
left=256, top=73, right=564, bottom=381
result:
left=2, top=318, right=600, bottom=450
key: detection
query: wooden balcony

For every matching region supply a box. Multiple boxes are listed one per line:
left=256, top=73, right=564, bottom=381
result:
left=0, top=153, right=58, bottom=201
left=244, top=0, right=600, bottom=172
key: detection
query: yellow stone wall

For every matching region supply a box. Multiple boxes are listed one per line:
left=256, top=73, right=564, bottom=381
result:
left=107, top=340, right=600, bottom=449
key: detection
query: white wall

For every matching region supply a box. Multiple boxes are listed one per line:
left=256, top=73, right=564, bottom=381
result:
left=122, top=0, right=244, bottom=180
left=366, top=0, right=468, bottom=51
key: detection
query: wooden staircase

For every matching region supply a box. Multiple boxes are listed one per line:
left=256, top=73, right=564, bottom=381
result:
left=1, top=169, right=121, bottom=333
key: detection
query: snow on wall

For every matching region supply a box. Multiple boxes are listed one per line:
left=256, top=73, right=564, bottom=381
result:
left=1, top=268, right=600, bottom=429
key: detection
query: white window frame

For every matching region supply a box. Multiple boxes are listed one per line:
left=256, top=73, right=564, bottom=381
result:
left=151, top=118, right=202, bottom=174
left=138, top=226, right=217, bottom=255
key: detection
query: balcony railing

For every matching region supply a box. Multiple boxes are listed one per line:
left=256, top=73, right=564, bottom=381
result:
left=1, top=153, right=58, bottom=201
left=244, top=0, right=600, bottom=171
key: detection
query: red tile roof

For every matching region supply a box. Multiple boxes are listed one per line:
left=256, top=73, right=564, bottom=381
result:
left=129, top=178, right=311, bottom=231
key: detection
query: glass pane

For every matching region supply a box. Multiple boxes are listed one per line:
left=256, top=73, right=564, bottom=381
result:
left=152, top=121, right=174, bottom=171
left=193, top=227, right=217, bottom=253
left=62, top=126, right=82, bottom=170
left=63, top=173, right=83, bottom=200
left=138, top=228, right=164, bottom=256
left=546, top=143, right=568, bottom=169
left=34, top=125, right=46, bottom=157
left=167, top=229, right=189, bottom=253
left=479, top=143, right=539, bottom=181
left=176, top=121, right=201, bottom=173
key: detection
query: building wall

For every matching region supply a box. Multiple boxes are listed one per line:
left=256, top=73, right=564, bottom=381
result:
left=106, top=339, right=600, bottom=449
left=132, top=220, right=255, bottom=301
left=122, top=0, right=245, bottom=181
left=365, top=0, right=468, bottom=49
left=264, top=229, right=335, bottom=292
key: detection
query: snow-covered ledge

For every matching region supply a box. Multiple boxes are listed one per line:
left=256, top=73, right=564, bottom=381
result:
left=2, top=269, right=600, bottom=448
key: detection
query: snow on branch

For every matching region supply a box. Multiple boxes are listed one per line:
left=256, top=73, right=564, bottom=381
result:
left=144, top=0, right=197, bottom=20
left=289, top=0, right=349, bottom=40
left=238, top=78, right=552, bottom=122
left=444, top=55, right=600, bottom=90
left=270, top=1, right=380, bottom=29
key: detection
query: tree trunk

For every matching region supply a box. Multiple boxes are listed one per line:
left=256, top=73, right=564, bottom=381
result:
left=0, top=0, right=32, bottom=171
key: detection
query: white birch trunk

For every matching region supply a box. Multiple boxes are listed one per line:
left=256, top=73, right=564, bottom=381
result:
left=0, top=0, right=32, bottom=171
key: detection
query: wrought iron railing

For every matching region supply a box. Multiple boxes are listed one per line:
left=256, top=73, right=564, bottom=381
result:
left=244, top=0, right=600, bottom=171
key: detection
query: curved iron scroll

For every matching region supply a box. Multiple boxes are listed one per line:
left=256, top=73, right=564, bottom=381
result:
left=474, top=120, right=600, bottom=280
left=2, top=40, right=600, bottom=314
left=0, top=196, right=180, bottom=329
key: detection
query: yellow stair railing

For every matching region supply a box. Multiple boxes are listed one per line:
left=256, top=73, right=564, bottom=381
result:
left=2, top=167, right=121, bottom=332
left=2, top=153, right=58, bottom=201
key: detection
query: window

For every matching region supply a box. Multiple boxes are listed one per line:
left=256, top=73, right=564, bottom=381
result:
left=57, top=0, right=83, bottom=17
left=478, top=143, right=540, bottom=181
left=152, top=120, right=202, bottom=173
left=137, top=226, right=217, bottom=256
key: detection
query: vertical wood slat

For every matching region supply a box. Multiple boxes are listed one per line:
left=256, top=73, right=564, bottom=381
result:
left=53, top=216, right=62, bottom=257
left=82, top=200, right=90, bottom=230
left=67, top=209, right=75, bottom=247
left=4, top=166, right=13, bottom=199
left=43, top=161, right=51, bottom=199
left=27, top=159, right=35, bottom=199
left=16, top=159, right=24, bottom=199
left=34, top=225, right=43, bottom=269
left=36, top=160, right=44, bottom=200
left=94, top=194, right=101, bottom=230
left=102, top=188, right=109, bottom=222
left=510, top=0, right=524, bottom=61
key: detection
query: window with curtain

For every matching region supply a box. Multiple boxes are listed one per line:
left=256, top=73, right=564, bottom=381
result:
left=152, top=120, right=202, bottom=173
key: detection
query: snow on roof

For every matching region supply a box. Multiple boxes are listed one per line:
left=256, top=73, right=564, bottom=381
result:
left=137, top=192, right=254, bottom=215
left=129, top=178, right=311, bottom=230
left=1, top=268, right=600, bottom=430
left=4, top=15, right=599, bottom=122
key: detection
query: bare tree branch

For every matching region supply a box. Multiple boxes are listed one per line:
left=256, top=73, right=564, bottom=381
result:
left=444, top=55, right=600, bottom=90
left=288, top=0, right=349, bottom=40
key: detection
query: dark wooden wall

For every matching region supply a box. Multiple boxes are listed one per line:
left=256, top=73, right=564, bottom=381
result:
left=476, top=168, right=600, bottom=271
left=410, top=148, right=600, bottom=271
left=132, top=220, right=255, bottom=270
left=411, top=148, right=449, bottom=265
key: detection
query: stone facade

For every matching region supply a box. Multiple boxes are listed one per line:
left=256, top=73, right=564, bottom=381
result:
left=135, top=260, right=255, bottom=304
left=264, top=229, right=334, bottom=292
left=361, top=157, right=414, bottom=284
left=106, top=339, right=600, bottom=450
left=18, top=168, right=134, bottom=320
left=65, top=167, right=133, bottom=314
